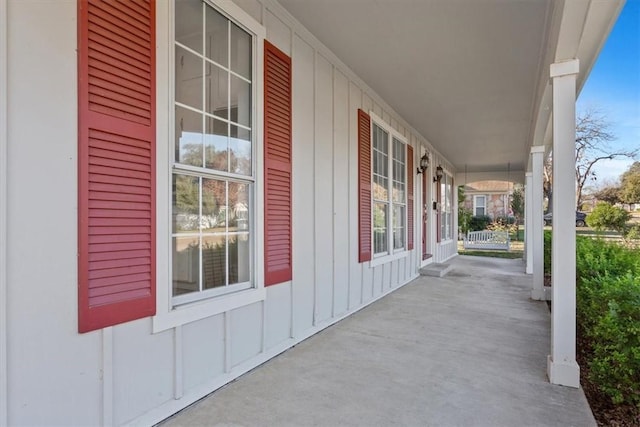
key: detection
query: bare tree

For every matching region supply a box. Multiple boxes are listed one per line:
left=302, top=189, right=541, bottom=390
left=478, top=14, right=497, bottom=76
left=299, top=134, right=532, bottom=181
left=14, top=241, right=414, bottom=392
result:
left=543, top=109, right=638, bottom=211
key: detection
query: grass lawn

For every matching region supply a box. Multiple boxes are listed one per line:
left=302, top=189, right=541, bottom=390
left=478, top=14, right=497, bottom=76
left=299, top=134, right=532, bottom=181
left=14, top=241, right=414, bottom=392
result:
left=458, top=249, right=523, bottom=259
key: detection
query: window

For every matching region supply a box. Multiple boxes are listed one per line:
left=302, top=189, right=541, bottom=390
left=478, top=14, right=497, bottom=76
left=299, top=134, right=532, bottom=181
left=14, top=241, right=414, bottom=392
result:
left=440, top=173, right=452, bottom=240
left=474, top=195, right=486, bottom=216
left=172, top=0, right=254, bottom=305
left=372, top=119, right=407, bottom=256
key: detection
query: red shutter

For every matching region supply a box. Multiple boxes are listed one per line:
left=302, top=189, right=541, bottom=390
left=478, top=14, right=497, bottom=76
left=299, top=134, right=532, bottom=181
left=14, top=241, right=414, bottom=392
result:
left=78, top=0, right=156, bottom=332
left=358, top=109, right=372, bottom=262
left=407, top=145, right=414, bottom=250
left=264, top=41, right=292, bottom=286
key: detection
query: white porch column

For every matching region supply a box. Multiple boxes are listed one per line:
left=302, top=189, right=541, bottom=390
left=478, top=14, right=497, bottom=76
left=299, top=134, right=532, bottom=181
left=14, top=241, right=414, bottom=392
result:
left=530, top=147, right=545, bottom=300
left=548, top=59, right=580, bottom=388
left=524, top=172, right=533, bottom=274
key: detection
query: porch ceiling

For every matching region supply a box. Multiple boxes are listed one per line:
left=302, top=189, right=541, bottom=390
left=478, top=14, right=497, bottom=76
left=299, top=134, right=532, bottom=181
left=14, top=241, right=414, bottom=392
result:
left=276, top=0, right=623, bottom=176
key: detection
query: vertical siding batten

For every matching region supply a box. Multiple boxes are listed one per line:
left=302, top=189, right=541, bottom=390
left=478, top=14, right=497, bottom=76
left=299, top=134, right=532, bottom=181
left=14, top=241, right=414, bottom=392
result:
left=173, top=326, right=183, bottom=399
left=102, top=327, right=114, bottom=426
left=313, top=52, right=334, bottom=324
left=291, top=34, right=316, bottom=335
left=332, top=68, right=350, bottom=317
left=0, top=0, right=7, bottom=422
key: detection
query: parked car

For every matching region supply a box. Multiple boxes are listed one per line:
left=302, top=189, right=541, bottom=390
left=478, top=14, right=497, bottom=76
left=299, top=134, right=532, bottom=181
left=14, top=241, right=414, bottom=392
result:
left=543, top=211, right=587, bottom=227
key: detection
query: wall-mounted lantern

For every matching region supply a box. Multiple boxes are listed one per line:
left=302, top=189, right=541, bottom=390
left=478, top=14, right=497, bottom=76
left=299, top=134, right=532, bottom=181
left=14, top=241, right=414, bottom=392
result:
left=433, top=165, right=444, bottom=182
left=416, top=153, right=429, bottom=175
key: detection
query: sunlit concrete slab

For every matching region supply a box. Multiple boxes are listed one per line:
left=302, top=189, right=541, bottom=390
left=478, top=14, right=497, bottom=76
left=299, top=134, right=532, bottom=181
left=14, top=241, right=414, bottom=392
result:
left=161, top=256, right=595, bottom=427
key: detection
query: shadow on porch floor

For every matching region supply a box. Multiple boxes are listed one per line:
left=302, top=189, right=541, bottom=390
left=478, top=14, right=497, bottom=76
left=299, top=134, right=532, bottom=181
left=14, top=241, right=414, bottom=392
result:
left=161, top=255, right=595, bottom=427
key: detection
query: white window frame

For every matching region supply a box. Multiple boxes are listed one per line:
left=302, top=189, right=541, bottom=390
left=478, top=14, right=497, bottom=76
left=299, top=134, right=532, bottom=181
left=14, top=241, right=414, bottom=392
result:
left=369, top=112, right=409, bottom=267
left=474, top=195, right=486, bottom=217
left=153, top=0, right=266, bottom=333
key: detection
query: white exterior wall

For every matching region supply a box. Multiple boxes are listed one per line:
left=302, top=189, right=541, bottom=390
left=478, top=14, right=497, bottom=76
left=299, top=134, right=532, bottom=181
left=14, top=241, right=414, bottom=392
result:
left=2, top=0, right=457, bottom=425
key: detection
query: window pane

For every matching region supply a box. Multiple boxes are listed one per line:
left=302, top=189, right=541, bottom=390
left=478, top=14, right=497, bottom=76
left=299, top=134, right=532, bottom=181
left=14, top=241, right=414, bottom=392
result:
left=202, top=178, right=226, bottom=231
left=205, top=116, right=228, bottom=171
left=230, top=75, right=251, bottom=128
left=175, top=0, right=203, bottom=54
left=230, top=23, right=252, bottom=79
left=392, top=138, right=405, bottom=203
left=175, top=106, right=203, bottom=166
left=373, top=173, right=388, bottom=201
left=205, top=63, right=228, bottom=118
left=230, top=126, right=251, bottom=175
left=202, top=235, right=226, bottom=289
left=229, top=182, right=250, bottom=231
left=373, top=202, right=388, bottom=254
left=373, top=125, right=388, bottom=154
left=393, top=205, right=405, bottom=249
left=173, top=174, right=200, bottom=233
left=175, top=46, right=203, bottom=110
left=229, top=233, right=250, bottom=284
left=173, top=236, right=200, bottom=296
left=205, top=6, right=228, bottom=66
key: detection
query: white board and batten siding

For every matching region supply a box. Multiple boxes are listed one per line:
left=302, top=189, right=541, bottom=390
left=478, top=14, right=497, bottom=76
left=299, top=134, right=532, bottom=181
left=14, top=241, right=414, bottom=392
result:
left=2, top=0, right=458, bottom=425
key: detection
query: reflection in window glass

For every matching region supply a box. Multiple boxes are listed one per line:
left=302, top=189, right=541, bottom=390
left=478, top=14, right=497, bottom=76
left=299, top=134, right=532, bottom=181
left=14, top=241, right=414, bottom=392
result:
left=175, top=0, right=203, bottom=53
left=175, top=106, right=203, bottom=166
left=172, top=236, right=199, bottom=296
left=206, top=63, right=228, bottom=118
left=373, top=203, right=388, bottom=254
left=372, top=121, right=407, bottom=256
left=173, top=0, right=254, bottom=303
left=202, top=235, right=227, bottom=289
left=173, top=174, right=200, bottom=233
left=231, top=22, right=251, bottom=79
left=230, top=126, right=251, bottom=175
left=205, top=116, right=228, bottom=171
left=230, top=75, right=251, bottom=128
left=175, top=46, right=203, bottom=110
left=205, top=6, right=228, bottom=66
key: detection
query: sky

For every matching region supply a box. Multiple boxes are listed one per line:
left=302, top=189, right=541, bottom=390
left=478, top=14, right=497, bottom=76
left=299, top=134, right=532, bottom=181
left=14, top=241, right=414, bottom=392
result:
left=577, top=0, right=640, bottom=186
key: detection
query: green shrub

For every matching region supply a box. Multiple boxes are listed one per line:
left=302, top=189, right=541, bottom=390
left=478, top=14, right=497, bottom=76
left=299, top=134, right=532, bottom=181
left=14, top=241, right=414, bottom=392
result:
left=459, top=207, right=473, bottom=235
left=494, top=216, right=516, bottom=225
left=586, top=202, right=631, bottom=232
left=576, top=236, right=639, bottom=282
left=469, top=215, right=492, bottom=231
left=543, top=230, right=552, bottom=275
left=574, top=236, right=640, bottom=406
left=624, top=223, right=640, bottom=240
left=580, top=273, right=640, bottom=405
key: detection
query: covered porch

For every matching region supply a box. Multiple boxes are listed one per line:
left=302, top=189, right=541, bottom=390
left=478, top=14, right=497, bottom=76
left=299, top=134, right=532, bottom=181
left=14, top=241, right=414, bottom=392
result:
left=162, top=256, right=595, bottom=426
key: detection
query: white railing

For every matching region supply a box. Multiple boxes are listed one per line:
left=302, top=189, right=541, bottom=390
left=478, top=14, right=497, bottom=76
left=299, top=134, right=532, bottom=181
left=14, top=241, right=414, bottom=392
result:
left=463, top=230, right=510, bottom=251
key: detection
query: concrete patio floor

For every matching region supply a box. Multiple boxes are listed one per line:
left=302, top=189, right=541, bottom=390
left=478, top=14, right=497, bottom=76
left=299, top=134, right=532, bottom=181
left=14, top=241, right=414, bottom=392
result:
left=161, top=255, right=595, bottom=427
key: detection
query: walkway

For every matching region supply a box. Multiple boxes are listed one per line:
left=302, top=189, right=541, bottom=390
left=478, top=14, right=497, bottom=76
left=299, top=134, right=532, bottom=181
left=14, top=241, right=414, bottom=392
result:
left=161, top=256, right=595, bottom=427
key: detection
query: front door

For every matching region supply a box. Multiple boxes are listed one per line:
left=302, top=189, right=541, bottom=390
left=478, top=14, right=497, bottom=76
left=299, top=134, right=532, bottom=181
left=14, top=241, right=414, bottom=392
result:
left=422, top=172, right=431, bottom=260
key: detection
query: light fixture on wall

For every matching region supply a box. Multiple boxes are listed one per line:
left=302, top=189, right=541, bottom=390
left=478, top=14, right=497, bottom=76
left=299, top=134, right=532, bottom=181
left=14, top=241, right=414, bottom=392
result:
left=416, top=153, right=429, bottom=175
left=433, top=165, right=444, bottom=182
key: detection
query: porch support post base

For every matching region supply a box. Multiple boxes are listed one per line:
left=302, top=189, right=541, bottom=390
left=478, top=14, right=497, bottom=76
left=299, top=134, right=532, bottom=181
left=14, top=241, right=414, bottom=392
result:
left=547, top=355, right=580, bottom=388
left=531, top=288, right=546, bottom=301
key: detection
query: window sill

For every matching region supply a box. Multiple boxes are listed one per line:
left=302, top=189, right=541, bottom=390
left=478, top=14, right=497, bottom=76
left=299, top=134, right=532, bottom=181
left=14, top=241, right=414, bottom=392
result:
left=152, top=287, right=266, bottom=333
left=369, top=250, right=409, bottom=267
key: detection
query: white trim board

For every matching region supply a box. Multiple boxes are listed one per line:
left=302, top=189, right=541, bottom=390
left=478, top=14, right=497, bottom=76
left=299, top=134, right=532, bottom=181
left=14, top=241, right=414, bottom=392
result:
left=0, top=0, right=9, bottom=424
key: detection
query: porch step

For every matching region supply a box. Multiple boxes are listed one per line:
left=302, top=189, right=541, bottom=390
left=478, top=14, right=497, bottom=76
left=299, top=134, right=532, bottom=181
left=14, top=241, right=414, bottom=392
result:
left=419, top=263, right=453, bottom=278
